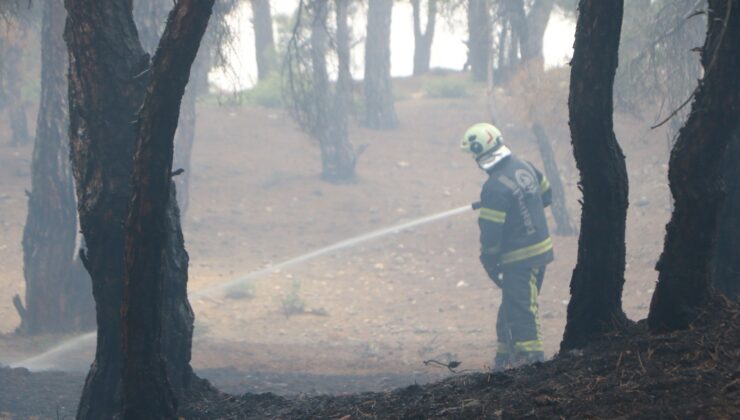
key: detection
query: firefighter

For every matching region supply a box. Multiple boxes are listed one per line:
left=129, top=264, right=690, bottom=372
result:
left=460, top=122, right=553, bottom=371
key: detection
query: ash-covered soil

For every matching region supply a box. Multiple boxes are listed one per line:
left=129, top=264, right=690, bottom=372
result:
left=2, top=303, right=737, bottom=418
left=182, top=301, right=740, bottom=419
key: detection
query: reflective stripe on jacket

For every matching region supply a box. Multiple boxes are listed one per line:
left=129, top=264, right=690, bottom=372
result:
left=478, top=155, right=553, bottom=268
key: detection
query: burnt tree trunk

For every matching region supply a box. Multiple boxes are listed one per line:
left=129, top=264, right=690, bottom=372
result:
left=251, top=0, right=275, bottom=81
left=411, top=0, right=437, bottom=75
left=5, top=32, right=29, bottom=146
left=17, top=0, right=93, bottom=335
left=561, top=0, right=628, bottom=351
left=532, top=123, right=576, bottom=236
left=173, top=76, right=198, bottom=215
left=65, top=2, right=148, bottom=415
left=326, top=0, right=357, bottom=181
left=526, top=0, right=554, bottom=65
left=648, top=0, right=740, bottom=330
left=65, top=0, right=202, bottom=417
left=509, top=0, right=530, bottom=63
left=309, top=1, right=355, bottom=182
left=467, top=0, right=491, bottom=82
left=134, top=0, right=208, bottom=216
left=712, top=128, right=740, bottom=301
left=122, top=1, right=213, bottom=417
left=364, top=0, right=397, bottom=129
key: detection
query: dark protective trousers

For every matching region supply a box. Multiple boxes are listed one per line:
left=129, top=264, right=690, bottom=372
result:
left=495, top=266, right=546, bottom=367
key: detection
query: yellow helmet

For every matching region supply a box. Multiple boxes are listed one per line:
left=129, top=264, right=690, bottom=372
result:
left=460, top=123, right=511, bottom=170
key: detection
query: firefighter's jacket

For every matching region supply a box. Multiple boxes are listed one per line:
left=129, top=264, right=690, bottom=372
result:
left=478, top=155, right=553, bottom=268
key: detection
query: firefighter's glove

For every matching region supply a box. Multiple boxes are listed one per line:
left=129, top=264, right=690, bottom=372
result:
left=479, top=254, right=502, bottom=288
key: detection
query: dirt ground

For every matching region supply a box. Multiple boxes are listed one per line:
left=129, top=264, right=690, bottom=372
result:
left=0, top=73, right=680, bottom=417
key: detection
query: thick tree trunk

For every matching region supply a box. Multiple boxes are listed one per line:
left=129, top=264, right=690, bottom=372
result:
left=65, top=0, right=202, bottom=417
left=411, top=0, right=437, bottom=75
left=251, top=0, right=275, bottom=81
left=526, top=0, right=554, bottom=65
left=712, top=128, right=740, bottom=301
left=532, top=123, right=576, bottom=236
left=65, top=3, right=148, bottom=417
left=364, top=0, right=397, bottom=129
left=122, top=2, right=213, bottom=417
left=17, top=0, right=93, bottom=335
left=649, top=0, right=740, bottom=330
left=561, top=0, right=628, bottom=351
left=467, top=0, right=491, bottom=82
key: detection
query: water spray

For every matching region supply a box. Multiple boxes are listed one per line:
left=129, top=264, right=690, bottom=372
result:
left=9, top=202, right=480, bottom=371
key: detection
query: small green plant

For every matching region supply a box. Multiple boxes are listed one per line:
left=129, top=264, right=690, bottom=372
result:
left=423, top=78, right=470, bottom=99
left=243, top=74, right=283, bottom=108
left=280, top=279, right=306, bottom=316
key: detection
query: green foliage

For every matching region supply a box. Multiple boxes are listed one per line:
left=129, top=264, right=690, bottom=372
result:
left=243, top=74, right=283, bottom=108
left=280, top=279, right=306, bottom=317
left=424, top=78, right=470, bottom=99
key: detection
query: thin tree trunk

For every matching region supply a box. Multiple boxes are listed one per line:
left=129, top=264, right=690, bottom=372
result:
left=467, top=0, right=491, bottom=82
left=561, top=0, right=628, bottom=351
left=509, top=0, right=530, bottom=63
left=494, top=18, right=509, bottom=83
left=65, top=0, right=201, bottom=417
left=251, top=0, right=275, bottom=81
left=412, top=0, right=437, bottom=75
left=649, top=0, right=740, bottom=330
left=17, top=0, right=93, bottom=335
left=134, top=0, right=212, bottom=216
left=364, top=0, right=397, bottom=129
left=5, top=34, right=29, bottom=146
left=122, top=1, right=214, bottom=417
left=309, top=1, right=331, bottom=175
left=532, top=123, right=576, bottom=236
left=327, top=0, right=357, bottom=181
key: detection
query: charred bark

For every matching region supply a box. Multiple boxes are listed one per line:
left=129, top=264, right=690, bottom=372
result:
left=712, top=128, right=740, bottom=301
left=649, top=0, right=740, bottom=330
left=561, top=0, right=628, bottom=351
left=364, top=0, right=397, bottom=129
left=251, top=0, right=275, bottom=81
left=467, top=0, right=491, bottom=82
left=134, top=0, right=206, bottom=216
left=65, top=2, right=148, bottom=416
left=532, top=123, right=576, bottom=236
left=65, top=0, right=205, bottom=417
left=17, top=0, right=93, bottom=335
left=122, top=1, right=213, bottom=417
left=411, top=0, right=437, bottom=75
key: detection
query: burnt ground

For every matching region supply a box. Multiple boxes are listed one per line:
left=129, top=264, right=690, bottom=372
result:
left=182, top=301, right=740, bottom=419
left=3, top=302, right=736, bottom=419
